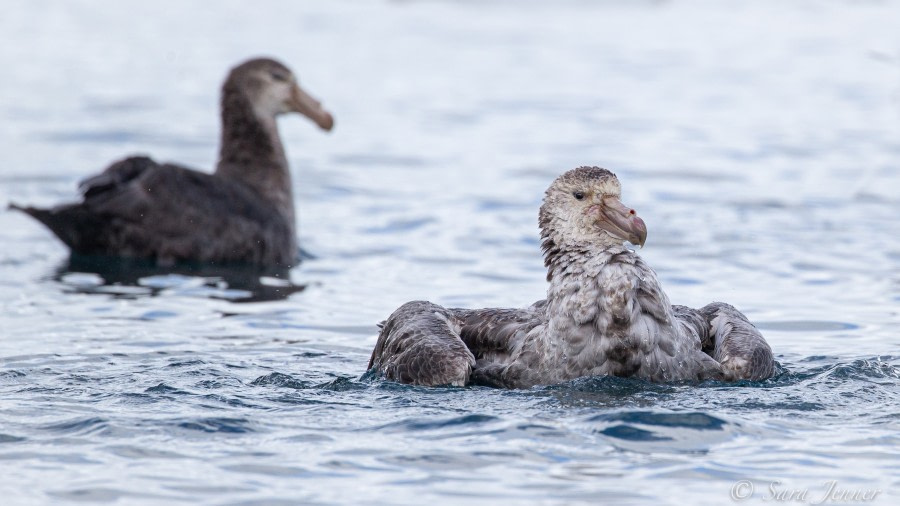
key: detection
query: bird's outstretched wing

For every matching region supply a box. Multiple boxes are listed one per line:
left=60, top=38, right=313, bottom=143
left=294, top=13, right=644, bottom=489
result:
left=368, top=300, right=547, bottom=387
left=674, top=302, right=775, bottom=380
left=453, top=300, right=546, bottom=387
left=454, top=300, right=545, bottom=358
left=368, top=301, right=475, bottom=386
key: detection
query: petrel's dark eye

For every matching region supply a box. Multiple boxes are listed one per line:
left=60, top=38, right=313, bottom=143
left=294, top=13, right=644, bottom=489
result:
left=270, top=72, right=288, bottom=82
left=573, top=191, right=585, bottom=200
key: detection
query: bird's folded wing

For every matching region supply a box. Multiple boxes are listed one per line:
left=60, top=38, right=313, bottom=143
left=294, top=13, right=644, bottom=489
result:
left=79, top=156, right=158, bottom=200
left=70, top=158, right=291, bottom=263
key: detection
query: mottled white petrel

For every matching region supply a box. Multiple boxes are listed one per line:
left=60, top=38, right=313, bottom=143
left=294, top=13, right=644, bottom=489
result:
left=369, top=166, right=775, bottom=388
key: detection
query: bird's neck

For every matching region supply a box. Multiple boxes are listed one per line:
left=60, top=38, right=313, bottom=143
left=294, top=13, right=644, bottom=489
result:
left=541, top=228, right=629, bottom=281
left=544, top=241, right=632, bottom=316
left=214, top=85, right=295, bottom=232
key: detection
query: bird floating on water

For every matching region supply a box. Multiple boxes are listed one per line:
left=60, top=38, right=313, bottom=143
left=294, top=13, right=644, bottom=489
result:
left=369, top=167, right=775, bottom=388
left=10, top=57, right=334, bottom=267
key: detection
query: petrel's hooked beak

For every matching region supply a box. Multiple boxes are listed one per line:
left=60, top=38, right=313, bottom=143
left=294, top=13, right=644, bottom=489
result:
left=595, top=196, right=647, bottom=247
left=288, top=83, right=334, bottom=132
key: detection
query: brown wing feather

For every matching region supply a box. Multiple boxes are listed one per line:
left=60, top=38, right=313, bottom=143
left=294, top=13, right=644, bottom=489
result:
left=674, top=302, right=775, bottom=381
left=700, top=302, right=775, bottom=380
left=13, top=156, right=295, bottom=266
left=368, top=301, right=475, bottom=386
left=454, top=299, right=546, bottom=360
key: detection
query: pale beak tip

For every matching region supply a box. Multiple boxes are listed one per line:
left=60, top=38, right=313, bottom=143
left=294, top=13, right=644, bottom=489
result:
left=319, top=112, right=335, bottom=132
left=632, top=217, right=648, bottom=248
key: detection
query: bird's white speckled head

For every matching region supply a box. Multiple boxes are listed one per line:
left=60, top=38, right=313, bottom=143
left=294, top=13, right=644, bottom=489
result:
left=539, top=166, right=647, bottom=254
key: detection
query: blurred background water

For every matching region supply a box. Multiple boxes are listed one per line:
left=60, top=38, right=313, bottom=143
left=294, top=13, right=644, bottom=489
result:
left=1, top=0, right=899, bottom=504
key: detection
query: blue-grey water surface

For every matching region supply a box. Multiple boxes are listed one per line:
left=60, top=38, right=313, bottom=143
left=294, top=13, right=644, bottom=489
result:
left=1, top=1, right=899, bottom=504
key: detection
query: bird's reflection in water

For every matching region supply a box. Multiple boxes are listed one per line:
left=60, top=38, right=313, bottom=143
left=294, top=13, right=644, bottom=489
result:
left=53, top=254, right=307, bottom=303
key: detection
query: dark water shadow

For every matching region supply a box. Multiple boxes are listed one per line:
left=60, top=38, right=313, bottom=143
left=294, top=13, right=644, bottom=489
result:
left=51, top=254, right=307, bottom=303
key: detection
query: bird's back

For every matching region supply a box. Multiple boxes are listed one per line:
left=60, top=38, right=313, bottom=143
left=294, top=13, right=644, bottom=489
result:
left=12, top=156, right=296, bottom=266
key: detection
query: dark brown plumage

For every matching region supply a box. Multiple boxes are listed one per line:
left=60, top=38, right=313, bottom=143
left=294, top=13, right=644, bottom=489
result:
left=10, top=58, right=334, bottom=267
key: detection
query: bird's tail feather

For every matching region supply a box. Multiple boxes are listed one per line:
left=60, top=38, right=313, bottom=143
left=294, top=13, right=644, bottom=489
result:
left=9, top=203, right=101, bottom=252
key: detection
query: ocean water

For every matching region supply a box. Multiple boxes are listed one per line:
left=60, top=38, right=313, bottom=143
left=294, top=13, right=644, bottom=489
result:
left=1, top=1, right=899, bottom=504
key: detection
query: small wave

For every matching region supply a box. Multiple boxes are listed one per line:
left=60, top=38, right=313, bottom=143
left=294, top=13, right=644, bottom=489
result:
left=315, top=376, right=367, bottom=392
left=219, top=463, right=343, bottom=479
left=805, top=357, right=900, bottom=382
left=583, top=410, right=738, bottom=453
left=144, top=383, right=192, bottom=395
left=0, top=370, right=26, bottom=380
left=774, top=356, right=899, bottom=385
left=375, top=414, right=499, bottom=433
left=824, top=357, right=900, bottom=381
left=198, top=393, right=258, bottom=409
left=252, top=372, right=368, bottom=395
left=295, top=351, right=329, bottom=358
left=176, top=417, right=254, bottom=434
left=586, top=411, right=731, bottom=446
left=41, top=416, right=109, bottom=436
left=0, top=433, right=26, bottom=443
left=250, top=372, right=312, bottom=389
left=166, top=359, right=206, bottom=368
left=103, top=444, right=187, bottom=460
left=544, top=374, right=679, bottom=396
left=588, top=411, right=729, bottom=431
left=48, top=487, right=129, bottom=502
left=599, top=425, right=673, bottom=441
left=47, top=486, right=179, bottom=502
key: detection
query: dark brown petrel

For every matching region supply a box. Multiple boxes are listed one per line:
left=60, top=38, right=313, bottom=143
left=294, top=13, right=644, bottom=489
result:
left=11, top=58, right=334, bottom=267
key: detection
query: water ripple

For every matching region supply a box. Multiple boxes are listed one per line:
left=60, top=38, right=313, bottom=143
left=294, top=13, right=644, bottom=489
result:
left=250, top=372, right=312, bottom=389
left=376, top=414, right=500, bottom=433
left=42, top=417, right=109, bottom=436
left=588, top=411, right=729, bottom=431
left=175, top=417, right=255, bottom=434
